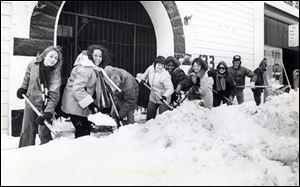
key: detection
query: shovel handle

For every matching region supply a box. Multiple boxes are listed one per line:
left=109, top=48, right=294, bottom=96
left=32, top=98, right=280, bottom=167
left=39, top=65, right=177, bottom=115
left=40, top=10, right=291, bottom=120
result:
left=22, top=94, right=58, bottom=137
left=108, top=92, right=123, bottom=127
left=142, top=82, right=174, bottom=110
left=236, top=85, right=271, bottom=88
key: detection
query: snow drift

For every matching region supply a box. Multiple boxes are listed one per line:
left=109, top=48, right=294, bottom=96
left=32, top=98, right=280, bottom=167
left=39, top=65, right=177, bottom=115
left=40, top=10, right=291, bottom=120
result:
left=1, top=91, right=299, bottom=186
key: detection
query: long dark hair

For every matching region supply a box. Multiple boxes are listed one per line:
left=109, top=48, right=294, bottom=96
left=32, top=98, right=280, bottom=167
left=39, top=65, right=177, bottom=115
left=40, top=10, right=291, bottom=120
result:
left=36, top=46, right=63, bottom=69
left=87, top=44, right=111, bottom=67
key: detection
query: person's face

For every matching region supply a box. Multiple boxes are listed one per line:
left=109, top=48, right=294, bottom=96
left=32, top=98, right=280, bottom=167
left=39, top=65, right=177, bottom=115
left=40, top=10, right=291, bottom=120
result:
left=111, top=75, right=121, bottom=87
left=44, top=51, right=58, bottom=67
left=233, top=61, right=240, bottom=69
left=166, top=62, right=175, bottom=73
left=193, top=63, right=201, bottom=73
left=93, top=49, right=103, bottom=66
left=155, top=63, right=164, bottom=72
left=218, top=65, right=226, bottom=74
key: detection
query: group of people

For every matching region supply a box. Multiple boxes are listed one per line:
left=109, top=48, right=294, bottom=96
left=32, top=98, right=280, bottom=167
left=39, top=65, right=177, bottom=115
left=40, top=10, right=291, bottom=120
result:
left=16, top=44, right=268, bottom=148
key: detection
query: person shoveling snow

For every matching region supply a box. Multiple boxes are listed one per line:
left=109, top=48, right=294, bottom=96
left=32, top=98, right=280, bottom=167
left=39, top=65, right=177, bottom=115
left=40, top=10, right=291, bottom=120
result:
left=61, top=48, right=121, bottom=138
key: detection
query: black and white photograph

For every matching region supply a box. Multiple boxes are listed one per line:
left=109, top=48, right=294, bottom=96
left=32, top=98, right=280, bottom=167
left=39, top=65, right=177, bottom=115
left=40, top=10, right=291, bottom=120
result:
left=1, top=1, right=299, bottom=186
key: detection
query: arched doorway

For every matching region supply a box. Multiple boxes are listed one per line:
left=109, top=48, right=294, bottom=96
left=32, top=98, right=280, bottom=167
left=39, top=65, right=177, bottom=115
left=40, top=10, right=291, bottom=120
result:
left=57, top=1, right=157, bottom=107
left=57, top=1, right=156, bottom=78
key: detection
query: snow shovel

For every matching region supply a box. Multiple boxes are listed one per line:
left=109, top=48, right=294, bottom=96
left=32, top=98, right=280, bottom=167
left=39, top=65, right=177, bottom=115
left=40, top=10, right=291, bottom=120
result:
left=141, top=81, right=174, bottom=110
left=172, top=91, right=188, bottom=108
left=22, top=94, right=60, bottom=138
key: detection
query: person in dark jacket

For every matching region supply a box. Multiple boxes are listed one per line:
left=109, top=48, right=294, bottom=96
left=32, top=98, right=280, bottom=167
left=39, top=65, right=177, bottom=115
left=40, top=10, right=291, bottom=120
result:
left=251, top=58, right=268, bottom=106
left=228, top=55, right=257, bottom=104
left=208, top=61, right=235, bottom=107
left=17, top=46, right=62, bottom=147
left=105, top=66, right=139, bottom=125
left=165, top=56, right=192, bottom=105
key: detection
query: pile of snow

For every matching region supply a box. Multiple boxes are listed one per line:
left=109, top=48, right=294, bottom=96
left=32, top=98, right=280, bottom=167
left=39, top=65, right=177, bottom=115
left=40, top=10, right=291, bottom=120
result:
left=241, top=90, right=299, bottom=138
left=1, top=91, right=299, bottom=186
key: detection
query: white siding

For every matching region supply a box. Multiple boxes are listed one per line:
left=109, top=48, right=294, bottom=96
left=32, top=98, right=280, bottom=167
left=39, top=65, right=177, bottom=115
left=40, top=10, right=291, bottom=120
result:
left=191, top=1, right=255, bottom=69
left=1, top=1, right=12, bottom=132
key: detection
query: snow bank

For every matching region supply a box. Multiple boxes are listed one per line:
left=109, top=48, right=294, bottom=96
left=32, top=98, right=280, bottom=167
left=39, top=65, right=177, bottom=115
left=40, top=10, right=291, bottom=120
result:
left=1, top=91, right=299, bottom=186
left=242, top=90, right=299, bottom=138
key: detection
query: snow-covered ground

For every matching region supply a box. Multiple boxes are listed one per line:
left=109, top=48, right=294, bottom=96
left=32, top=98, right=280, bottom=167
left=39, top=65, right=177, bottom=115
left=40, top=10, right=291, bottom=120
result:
left=1, top=91, right=299, bottom=186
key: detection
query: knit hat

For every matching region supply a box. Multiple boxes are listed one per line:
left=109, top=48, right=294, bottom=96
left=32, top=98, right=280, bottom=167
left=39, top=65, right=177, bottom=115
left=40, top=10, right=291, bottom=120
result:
left=232, top=55, right=241, bottom=62
left=259, top=58, right=267, bottom=70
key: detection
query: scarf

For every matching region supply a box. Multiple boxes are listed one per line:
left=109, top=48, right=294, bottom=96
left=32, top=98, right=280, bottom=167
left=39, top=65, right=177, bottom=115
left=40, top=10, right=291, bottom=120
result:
left=39, top=62, right=55, bottom=112
left=216, top=73, right=226, bottom=92
left=94, top=70, right=111, bottom=111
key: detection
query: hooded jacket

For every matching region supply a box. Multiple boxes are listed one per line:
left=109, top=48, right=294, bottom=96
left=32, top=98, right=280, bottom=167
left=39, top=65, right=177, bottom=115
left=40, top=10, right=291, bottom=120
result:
left=62, top=53, right=103, bottom=117
left=253, top=59, right=268, bottom=92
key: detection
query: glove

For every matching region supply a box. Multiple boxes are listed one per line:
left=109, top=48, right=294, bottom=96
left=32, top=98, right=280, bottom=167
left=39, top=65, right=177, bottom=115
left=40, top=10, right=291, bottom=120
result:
left=116, top=116, right=123, bottom=122
left=175, top=84, right=182, bottom=94
left=140, top=79, right=146, bottom=85
left=160, top=96, right=167, bottom=103
left=88, top=102, right=98, bottom=114
left=175, top=92, right=182, bottom=103
left=16, top=88, right=27, bottom=99
left=36, top=112, right=53, bottom=126
left=250, top=82, right=255, bottom=88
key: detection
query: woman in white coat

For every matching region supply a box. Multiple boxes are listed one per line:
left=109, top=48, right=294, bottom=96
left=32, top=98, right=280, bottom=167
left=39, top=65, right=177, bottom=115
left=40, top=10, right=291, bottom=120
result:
left=137, top=56, right=174, bottom=121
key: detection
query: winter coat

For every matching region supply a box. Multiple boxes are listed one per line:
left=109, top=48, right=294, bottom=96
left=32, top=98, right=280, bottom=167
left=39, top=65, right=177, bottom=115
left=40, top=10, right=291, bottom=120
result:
left=208, top=68, right=235, bottom=99
left=62, top=54, right=101, bottom=117
left=228, top=66, right=257, bottom=89
left=140, top=65, right=174, bottom=104
left=188, top=70, right=214, bottom=109
left=171, top=67, right=192, bottom=91
left=198, top=71, right=214, bottom=109
left=187, top=69, right=205, bottom=100
left=252, top=68, right=268, bottom=93
left=104, top=66, right=139, bottom=118
left=20, top=59, right=61, bottom=113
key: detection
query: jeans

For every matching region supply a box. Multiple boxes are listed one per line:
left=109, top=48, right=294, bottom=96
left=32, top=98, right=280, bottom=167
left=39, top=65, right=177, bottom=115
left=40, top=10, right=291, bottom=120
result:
left=252, top=89, right=262, bottom=106
left=19, top=103, right=52, bottom=148
left=232, top=89, right=244, bottom=104
left=146, top=101, right=169, bottom=121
